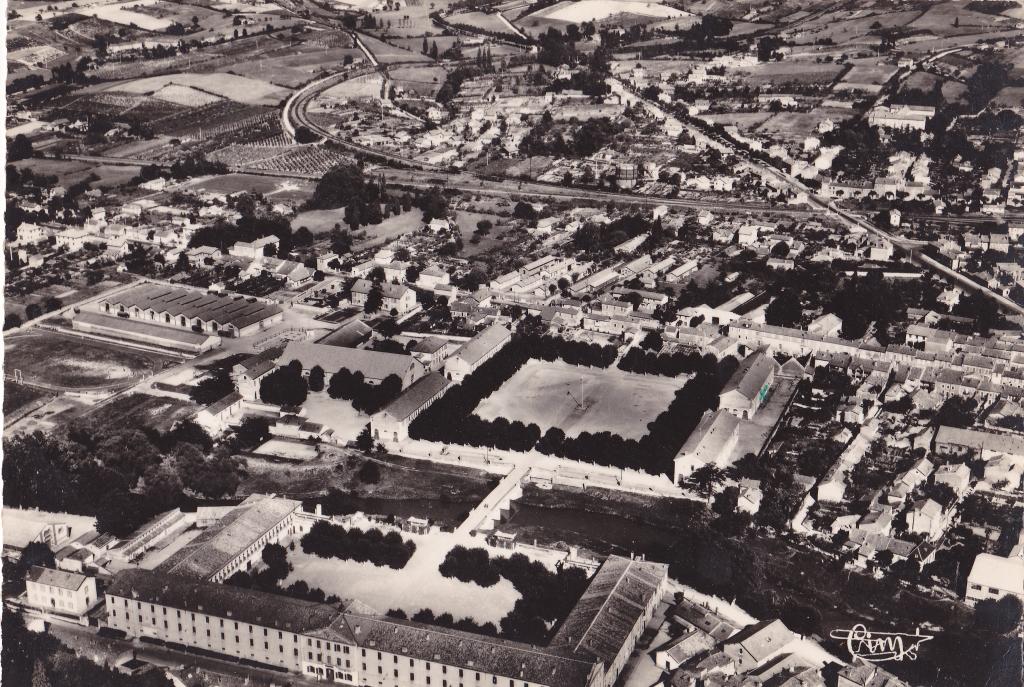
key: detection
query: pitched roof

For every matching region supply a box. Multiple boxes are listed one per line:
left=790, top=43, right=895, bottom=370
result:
left=722, top=350, right=780, bottom=401
left=104, top=283, right=282, bottom=330
left=935, top=426, right=1024, bottom=457
left=351, top=279, right=410, bottom=299
left=676, top=409, right=740, bottom=465
left=108, top=568, right=345, bottom=636
left=280, top=341, right=422, bottom=382
left=450, top=324, right=511, bottom=367
left=548, top=556, right=667, bottom=663
left=381, top=373, right=449, bottom=422
left=726, top=619, right=795, bottom=662
left=28, top=565, right=89, bottom=591
left=155, top=495, right=300, bottom=580
left=412, top=336, right=450, bottom=354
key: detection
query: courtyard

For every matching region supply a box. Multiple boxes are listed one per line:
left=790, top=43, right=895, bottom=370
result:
left=473, top=359, right=688, bottom=440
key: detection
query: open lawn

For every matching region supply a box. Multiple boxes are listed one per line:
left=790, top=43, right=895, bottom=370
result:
left=474, top=359, right=686, bottom=440
left=388, top=64, right=447, bottom=98
left=183, top=173, right=315, bottom=200
left=756, top=108, right=855, bottom=138
left=10, top=158, right=141, bottom=188
left=217, top=47, right=364, bottom=89
left=5, top=333, right=178, bottom=389
left=352, top=211, right=424, bottom=251
left=285, top=531, right=520, bottom=624
left=76, top=392, right=198, bottom=431
left=292, top=208, right=348, bottom=234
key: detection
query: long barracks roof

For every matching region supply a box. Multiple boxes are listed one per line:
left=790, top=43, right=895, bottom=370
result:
left=280, top=341, right=423, bottom=382
left=450, top=324, right=511, bottom=367
left=103, top=283, right=282, bottom=330
left=155, top=495, right=300, bottom=580
left=380, top=372, right=449, bottom=422
left=721, top=350, right=780, bottom=401
left=548, top=556, right=668, bottom=663
left=107, top=568, right=346, bottom=637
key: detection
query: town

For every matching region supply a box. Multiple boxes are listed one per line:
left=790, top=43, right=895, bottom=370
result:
left=4, top=0, right=1024, bottom=686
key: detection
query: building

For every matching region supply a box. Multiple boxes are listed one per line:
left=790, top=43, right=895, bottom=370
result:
left=673, top=409, right=740, bottom=483
left=868, top=104, right=934, bottom=130
left=372, top=372, right=450, bottom=442
left=906, top=498, right=947, bottom=540
left=233, top=356, right=277, bottom=400
left=247, top=257, right=314, bottom=288
left=933, top=426, right=1024, bottom=462
left=3, top=509, right=96, bottom=561
left=410, top=336, right=454, bottom=371
left=229, top=235, right=280, bottom=259
left=105, top=555, right=667, bottom=687
left=26, top=566, right=98, bottom=618
left=416, top=266, right=450, bottom=290
left=194, top=392, right=244, bottom=434
left=154, top=495, right=301, bottom=583
left=836, top=659, right=909, bottom=687
left=445, top=324, right=512, bottom=382
left=95, top=283, right=283, bottom=337
left=719, top=350, right=780, bottom=419
left=280, top=341, right=425, bottom=388
left=721, top=619, right=797, bottom=673
left=350, top=280, right=417, bottom=315
left=966, top=553, right=1024, bottom=606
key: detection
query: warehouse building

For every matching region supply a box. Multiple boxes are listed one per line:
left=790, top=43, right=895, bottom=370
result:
left=279, top=341, right=425, bottom=388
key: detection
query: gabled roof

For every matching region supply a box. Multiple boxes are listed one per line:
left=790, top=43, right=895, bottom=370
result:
left=725, top=619, right=795, bottom=662
left=280, top=341, right=423, bottom=382
left=381, top=373, right=449, bottom=422
left=721, top=350, right=780, bottom=401
left=28, top=565, right=89, bottom=591
left=450, top=324, right=511, bottom=367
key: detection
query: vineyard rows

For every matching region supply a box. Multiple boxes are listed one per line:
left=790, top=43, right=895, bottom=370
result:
left=246, top=146, right=353, bottom=175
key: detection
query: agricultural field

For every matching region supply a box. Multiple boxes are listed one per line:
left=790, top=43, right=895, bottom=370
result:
left=732, top=60, right=845, bottom=86
left=455, top=209, right=510, bottom=257
left=182, top=173, right=315, bottom=199
left=792, top=9, right=924, bottom=45
left=837, top=60, right=899, bottom=91
left=358, top=33, right=430, bottom=64
left=291, top=208, right=350, bottom=234
left=473, top=359, right=688, bottom=440
left=446, top=10, right=512, bottom=34
left=94, top=72, right=292, bottom=106
left=388, top=64, right=447, bottom=98
left=352, top=210, right=424, bottom=251
left=75, top=392, right=198, bottom=432
left=4, top=332, right=179, bottom=389
left=216, top=46, right=364, bottom=89
left=991, top=86, right=1024, bottom=111
left=516, top=0, right=689, bottom=33
left=756, top=108, right=855, bottom=139
left=89, top=0, right=175, bottom=31
left=909, top=2, right=1018, bottom=35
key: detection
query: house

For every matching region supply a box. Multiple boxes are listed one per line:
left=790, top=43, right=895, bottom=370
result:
left=738, top=479, right=763, bottom=514
left=229, top=235, right=280, bottom=259
left=279, top=341, right=425, bottom=388
left=410, top=336, right=453, bottom=371
left=445, top=324, right=512, bottom=382
left=2, top=509, right=96, bottom=561
left=906, top=498, right=947, bottom=540
left=808, top=312, right=843, bottom=337
left=247, top=257, right=314, bottom=288
left=613, top=233, right=648, bottom=254
left=232, top=356, right=276, bottom=400
left=55, top=227, right=96, bottom=252
left=719, top=350, right=780, bottom=420
left=721, top=619, right=797, bottom=674
left=316, top=253, right=341, bottom=272
left=654, top=629, right=715, bottom=672
left=673, top=409, right=740, bottom=483
left=966, top=553, right=1024, bottom=606
left=350, top=279, right=417, bottom=315
left=934, top=463, right=971, bottom=495
left=738, top=224, right=760, bottom=245
left=417, top=266, right=450, bottom=290
left=26, top=566, right=98, bottom=618
left=372, top=373, right=450, bottom=442
left=426, top=218, right=450, bottom=233
left=382, top=261, right=408, bottom=283
left=194, top=392, right=243, bottom=434
left=837, top=659, right=909, bottom=687
left=15, top=223, right=48, bottom=244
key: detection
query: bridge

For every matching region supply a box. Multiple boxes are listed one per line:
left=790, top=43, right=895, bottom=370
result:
left=455, top=464, right=529, bottom=536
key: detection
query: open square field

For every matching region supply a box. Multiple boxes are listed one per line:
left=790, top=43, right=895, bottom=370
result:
left=75, top=393, right=198, bottom=432
left=5, top=332, right=179, bottom=389
left=284, top=533, right=519, bottom=624
left=474, top=359, right=687, bottom=440
left=182, top=173, right=315, bottom=201
left=95, top=72, right=291, bottom=106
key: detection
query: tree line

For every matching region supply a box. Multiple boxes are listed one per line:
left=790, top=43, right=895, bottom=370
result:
left=438, top=546, right=589, bottom=644
left=618, top=347, right=724, bottom=377
left=328, top=369, right=404, bottom=414
left=301, top=520, right=416, bottom=569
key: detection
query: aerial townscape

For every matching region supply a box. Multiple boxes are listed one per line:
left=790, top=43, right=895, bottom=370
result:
left=5, top=0, right=1024, bottom=685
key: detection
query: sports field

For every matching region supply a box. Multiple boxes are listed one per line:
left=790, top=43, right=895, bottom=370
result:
left=5, top=332, right=178, bottom=389
left=474, top=359, right=686, bottom=440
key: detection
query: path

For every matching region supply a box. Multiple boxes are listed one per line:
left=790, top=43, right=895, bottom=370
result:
left=455, top=464, right=529, bottom=535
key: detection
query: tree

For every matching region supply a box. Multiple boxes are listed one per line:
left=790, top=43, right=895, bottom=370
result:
left=975, top=595, right=1023, bottom=635
left=9, top=134, right=33, bottom=162
left=261, top=542, right=291, bottom=581
left=235, top=416, right=271, bottom=448
left=640, top=330, right=664, bottom=352
left=687, top=464, right=726, bottom=502
left=260, top=366, right=308, bottom=406
left=356, top=424, right=374, bottom=453
left=5, top=313, right=22, bottom=330
left=364, top=285, right=384, bottom=314
left=308, top=365, right=325, bottom=393
left=16, top=542, right=56, bottom=579
left=25, top=303, right=42, bottom=320
left=190, top=368, right=235, bottom=405
left=765, top=290, right=802, bottom=328
left=357, top=461, right=381, bottom=484
left=31, top=660, right=51, bottom=687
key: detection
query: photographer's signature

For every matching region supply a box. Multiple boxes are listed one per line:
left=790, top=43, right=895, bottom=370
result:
left=830, top=624, right=933, bottom=662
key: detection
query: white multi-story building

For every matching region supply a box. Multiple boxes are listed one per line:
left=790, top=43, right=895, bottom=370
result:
left=26, top=566, right=98, bottom=618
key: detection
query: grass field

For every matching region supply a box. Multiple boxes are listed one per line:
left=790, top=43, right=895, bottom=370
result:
left=5, top=333, right=178, bottom=389
left=10, top=158, right=141, bottom=188
left=183, top=173, right=315, bottom=200
left=474, top=359, right=686, bottom=440
left=98, top=72, right=291, bottom=106
left=77, top=393, right=198, bottom=431
left=3, top=382, right=52, bottom=416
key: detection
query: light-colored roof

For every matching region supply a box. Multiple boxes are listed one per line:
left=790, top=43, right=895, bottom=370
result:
left=2, top=508, right=96, bottom=550
left=676, top=409, right=740, bottom=465
left=721, top=350, right=779, bottom=402
left=351, top=279, right=410, bottom=299
left=155, top=495, right=300, bottom=580
left=935, top=426, right=1024, bottom=456
left=450, top=324, right=511, bottom=367
left=27, top=565, right=89, bottom=591
left=104, top=283, right=281, bottom=330
left=727, top=619, right=795, bottom=662
left=280, top=341, right=423, bottom=382
left=968, top=554, right=1024, bottom=595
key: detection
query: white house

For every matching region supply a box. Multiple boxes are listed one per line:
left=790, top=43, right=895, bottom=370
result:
left=26, top=566, right=98, bottom=618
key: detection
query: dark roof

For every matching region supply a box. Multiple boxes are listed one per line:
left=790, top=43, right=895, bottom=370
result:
left=317, top=320, right=374, bottom=348
left=203, top=392, right=243, bottom=417
left=103, top=283, right=282, bottom=330
left=337, top=613, right=598, bottom=687
left=107, top=569, right=345, bottom=636
left=381, top=373, right=449, bottom=421
left=280, top=342, right=422, bottom=382
left=721, top=350, right=779, bottom=401
left=412, top=336, right=449, bottom=354
left=451, top=324, right=511, bottom=366
left=74, top=312, right=216, bottom=345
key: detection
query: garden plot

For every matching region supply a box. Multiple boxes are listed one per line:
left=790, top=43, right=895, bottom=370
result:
left=90, top=0, right=174, bottom=31
left=473, top=359, right=687, bottom=440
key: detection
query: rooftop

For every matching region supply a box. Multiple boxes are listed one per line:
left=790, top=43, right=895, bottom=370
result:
left=450, top=324, right=511, bottom=367
left=381, top=373, right=449, bottom=422
left=103, top=283, right=282, bottom=330
left=28, top=565, right=89, bottom=591
left=280, top=341, right=423, bottom=382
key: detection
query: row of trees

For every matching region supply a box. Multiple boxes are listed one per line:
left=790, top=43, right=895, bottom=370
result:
left=387, top=608, right=498, bottom=637
left=226, top=542, right=342, bottom=604
left=328, top=369, right=404, bottom=414
left=301, top=520, right=416, bottom=569
left=618, top=348, right=725, bottom=378
left=438, top=547, right=589, bottom=644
